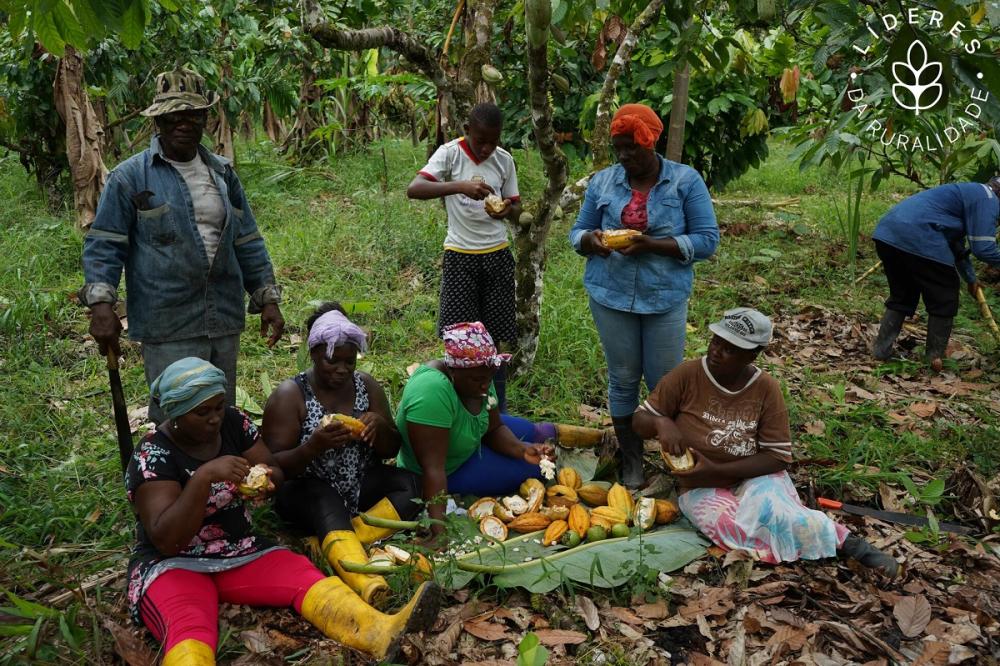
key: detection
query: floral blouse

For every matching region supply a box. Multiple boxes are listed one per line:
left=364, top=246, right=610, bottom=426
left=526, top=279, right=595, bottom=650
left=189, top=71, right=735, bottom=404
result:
left=123, top=408, right=280, bottom=624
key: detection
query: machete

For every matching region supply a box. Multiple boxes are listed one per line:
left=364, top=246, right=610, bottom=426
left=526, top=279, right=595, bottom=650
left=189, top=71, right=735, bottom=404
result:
left=107, top=350, right=133, bottom=473
left=817, top=498, right=974, bottom=535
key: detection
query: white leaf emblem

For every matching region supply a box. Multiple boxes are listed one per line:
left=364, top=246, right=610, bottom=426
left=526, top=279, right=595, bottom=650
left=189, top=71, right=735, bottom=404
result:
left=891, top=40, right=943, bottom=115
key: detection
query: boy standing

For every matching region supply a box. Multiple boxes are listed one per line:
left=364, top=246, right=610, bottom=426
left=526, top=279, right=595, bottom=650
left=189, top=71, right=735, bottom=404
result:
left=407, top=103, right=521, bottom=410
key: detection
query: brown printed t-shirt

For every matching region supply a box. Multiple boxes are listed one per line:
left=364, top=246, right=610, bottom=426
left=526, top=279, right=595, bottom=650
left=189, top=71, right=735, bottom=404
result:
left=642, top=358, right=792, bottom=469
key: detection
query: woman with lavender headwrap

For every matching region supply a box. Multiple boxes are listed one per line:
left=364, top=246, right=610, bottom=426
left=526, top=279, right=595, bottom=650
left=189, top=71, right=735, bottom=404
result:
left=262, top=302, right=420, bottom=609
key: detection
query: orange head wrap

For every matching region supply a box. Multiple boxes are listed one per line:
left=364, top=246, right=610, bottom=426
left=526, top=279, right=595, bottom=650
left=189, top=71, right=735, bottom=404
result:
left=610, top=104, right=663, bottom=150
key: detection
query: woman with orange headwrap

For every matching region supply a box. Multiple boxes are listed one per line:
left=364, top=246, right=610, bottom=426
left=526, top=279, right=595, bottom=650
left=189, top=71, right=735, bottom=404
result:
left=569, top=103, right=719, bottom=489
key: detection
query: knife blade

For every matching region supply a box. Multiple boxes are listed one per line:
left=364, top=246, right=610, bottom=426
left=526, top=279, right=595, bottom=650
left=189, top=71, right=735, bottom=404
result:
left=817, top=498, right=974, bottom=535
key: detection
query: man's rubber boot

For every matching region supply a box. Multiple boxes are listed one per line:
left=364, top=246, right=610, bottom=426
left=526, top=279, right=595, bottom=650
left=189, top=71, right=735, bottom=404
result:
left=925, top=315, right=953, bottom=371
left=300, top=576, right=440, bottom=662
left=611, top=415, right=645, bottom=490
left=838, top=534, right=899, bottom=577
left=351, top=497, right=402, bottom=545
left=321, top=531, right=390, bottom=609
left=872, top=309, right=905, bottom=360
left=163, top=639, right=215, bottom=665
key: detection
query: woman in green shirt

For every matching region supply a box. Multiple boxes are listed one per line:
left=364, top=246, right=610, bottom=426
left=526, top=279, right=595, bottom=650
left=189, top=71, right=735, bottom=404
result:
left=396, top=322, right=554, bottom=534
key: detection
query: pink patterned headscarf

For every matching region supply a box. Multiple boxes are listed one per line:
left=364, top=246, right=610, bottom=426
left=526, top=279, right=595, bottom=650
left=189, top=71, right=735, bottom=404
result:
left=442, top=321, right=511, bottom=369
left=308, top=310, right=368, bottom=358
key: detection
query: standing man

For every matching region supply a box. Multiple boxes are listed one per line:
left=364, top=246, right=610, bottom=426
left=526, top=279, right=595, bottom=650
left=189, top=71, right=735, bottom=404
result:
left=80, top=69, right=284, bottom=423
left=871, top=178, right=1000, bottom=369
left=406, top=103, right=521, bottom=411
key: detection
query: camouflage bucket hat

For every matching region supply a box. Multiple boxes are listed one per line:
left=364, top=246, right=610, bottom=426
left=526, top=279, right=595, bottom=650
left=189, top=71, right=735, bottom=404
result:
left=140, top=68, right=218, bottom=117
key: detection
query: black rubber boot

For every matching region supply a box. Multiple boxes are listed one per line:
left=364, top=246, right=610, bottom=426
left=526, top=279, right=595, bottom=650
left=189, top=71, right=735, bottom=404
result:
left=611, top=415, right=645, bottom=490
left=838, top=534, right=899, bottom=577
left=925, top=315, right=953, bottom=371
left=872, top=309, right=905, bottom=360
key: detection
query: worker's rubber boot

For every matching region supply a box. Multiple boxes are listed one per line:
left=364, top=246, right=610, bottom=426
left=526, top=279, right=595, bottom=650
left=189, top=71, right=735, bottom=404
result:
left=351, top=497, right=402, bottom=545
left=612, top=415, right=645, bottom=490
left=321, top=531, right=390, bottom=609
left=299, top=576, right=440, bottom=662
left=925, top=315, right=953, bottom=371
left=872, top=309, right=906, bottom=360
left=838, top=534, right=900, bottom=578
left=554, top=423, right=606, bottom=447
left=163, top=639, right=215, bottom=665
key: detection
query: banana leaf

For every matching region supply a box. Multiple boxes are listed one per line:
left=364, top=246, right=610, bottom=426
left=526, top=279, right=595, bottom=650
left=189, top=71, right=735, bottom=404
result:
left=441, top=522, right=708, bottom=593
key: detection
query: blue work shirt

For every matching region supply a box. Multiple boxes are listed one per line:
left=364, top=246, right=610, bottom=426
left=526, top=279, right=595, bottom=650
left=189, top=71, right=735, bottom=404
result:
left=872, top=182, right=1000, bottom=284
left=569, top=157, right=719, bottom=314
left=81, top=137, right=278, bottom=343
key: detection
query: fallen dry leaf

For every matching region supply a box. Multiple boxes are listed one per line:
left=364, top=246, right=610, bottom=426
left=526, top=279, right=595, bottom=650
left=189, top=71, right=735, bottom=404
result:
left=103, top=619, right=156, bottom=666
left=532, top=628, right=587, bottom=646
left=908, top=401, right=939, bottom=418
left=463, top=619, right=510, bottom=642
left=894, top=595, right=932, bottom=638
left=574, top=596, right=600, bottom=631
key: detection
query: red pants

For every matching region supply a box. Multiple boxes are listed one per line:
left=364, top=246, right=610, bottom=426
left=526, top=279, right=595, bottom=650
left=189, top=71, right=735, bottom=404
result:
left=140, top=549, right=325, bottom=652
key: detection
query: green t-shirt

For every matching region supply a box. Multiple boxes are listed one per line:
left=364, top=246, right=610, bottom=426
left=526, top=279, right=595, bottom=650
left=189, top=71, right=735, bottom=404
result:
left=395, top=364, right=497, bottom=475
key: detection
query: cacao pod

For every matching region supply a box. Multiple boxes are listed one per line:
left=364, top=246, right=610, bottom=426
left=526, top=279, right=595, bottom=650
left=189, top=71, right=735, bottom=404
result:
left=494, top=502, right=515, bottom=523
left=368, top=548, right=396, bottom=568
left=484, top=194, right=506, bottom=214
left=502, top=495, right=529, bottom=516
left=557, top=466, right=582, bottom=490
left=519, top=478, right=545, bottom=500
left=634, top=497, right=656, bottom=531
left=561, top=530, right=581, bottom=547
left=586, top=525, right=608, bottom=542
left=481, top=63, right=504, bottom=83
left=468, top=497, right=498, bottom=520
left=540, top=505, right=569, bottom=520
left=238, top=464, right=270, bottom=497
left=654, top=499, right=681, bottom=524
left=661, top=448, right=695, bottom=472
left=568, top=503, right=590, bottom=537
left=611, top=523, right=630, bottom=538
left=591, top=505, right=628, bottom=526
left=525, top=486, right=544, bottom=513
left=551, top=73, right=570, bottom=93
left=543, top=520, right=568, bottom=546
left=577, top=482, right=611, bottom=506
left=607, top=483, right=635, bottom=517
left=479, top=515, right=508, bottom=541
left=546, top=484, right=579, bottom=508
left=508, top=511, right=552, bottom=533
left=602, top=229, right=641, bottom=250
left=320, top=413, right=366, bottom=437
left=589, top=514, right=614, bottom=530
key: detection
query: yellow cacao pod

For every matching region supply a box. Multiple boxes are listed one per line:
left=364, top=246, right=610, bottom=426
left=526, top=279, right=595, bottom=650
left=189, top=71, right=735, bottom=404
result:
left=494, top=502, right=515, bottom=523
left=557, top=466, right=582, bottom=490
left=634, top=497, right=656, bottom=530
left=568, top=503, right=590, bottom=537
left=654, top=499, right=681, bottom=524
left=607, top=483, right=635, bottom=517
left=602, top=229, right=641, bottom=249
left=540, top=505, right=569, bottom=521
left=519, top=478, right=545, bottom=500
left=577, top=482, right=611, bottom=506
left=320, top=413, right=366, bottom=437
left=507, top=511, right=552, bottom=533
left=590, top=505, right=628, bottom=526
left=661, top=448, right=695, bottom=472
left=468, top=497, right=498, bottom=521
left=543, top=520, right=568, bottom=546
left=479, top=515, right=508, bottom=541
left=546, top=485, right=579, bottom=508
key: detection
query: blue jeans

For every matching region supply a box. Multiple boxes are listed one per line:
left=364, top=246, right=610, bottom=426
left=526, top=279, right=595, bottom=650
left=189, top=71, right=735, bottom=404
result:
left=142, top=334, right=240, bottom=424
left=447, top=415, right=545, bottom=496
left=589, top=296, right=687, bottom=417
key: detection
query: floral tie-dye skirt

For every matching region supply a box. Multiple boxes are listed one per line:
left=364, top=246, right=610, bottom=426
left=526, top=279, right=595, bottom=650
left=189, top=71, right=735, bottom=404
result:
left=677, top=471, right=849, bottom=564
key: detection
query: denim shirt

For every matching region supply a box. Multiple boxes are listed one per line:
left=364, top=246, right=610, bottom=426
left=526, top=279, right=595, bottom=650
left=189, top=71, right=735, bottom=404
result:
left=569, top=157, right=719, bottom=314
left=81, top=137, right=278, bottom=343
left=872, top=182, right=1000, bottom=284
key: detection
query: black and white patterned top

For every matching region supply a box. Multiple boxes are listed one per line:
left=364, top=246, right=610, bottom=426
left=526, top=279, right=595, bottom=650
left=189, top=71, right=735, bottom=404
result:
left=296, top=371, right=373, bottom=515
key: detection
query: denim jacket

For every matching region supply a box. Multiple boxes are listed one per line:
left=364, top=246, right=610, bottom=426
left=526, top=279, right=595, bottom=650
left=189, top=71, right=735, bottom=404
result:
left=81, top=137, right=279, bottom=343
left=569, top=157, right=719, bottom=314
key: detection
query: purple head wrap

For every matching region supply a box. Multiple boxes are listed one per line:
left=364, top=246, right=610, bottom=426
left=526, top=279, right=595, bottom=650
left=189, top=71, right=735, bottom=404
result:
left=307, top=310, right=368, bottom=358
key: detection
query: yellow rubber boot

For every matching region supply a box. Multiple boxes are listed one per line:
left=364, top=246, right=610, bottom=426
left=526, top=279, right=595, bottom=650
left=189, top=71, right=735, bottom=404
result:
left=299, top=576, right=440, bottom=662
left=163, top=638, right=215, bottom=665
left=321, top=531, right=390, bottom=609
left=351, top=497, right=402, bottom=545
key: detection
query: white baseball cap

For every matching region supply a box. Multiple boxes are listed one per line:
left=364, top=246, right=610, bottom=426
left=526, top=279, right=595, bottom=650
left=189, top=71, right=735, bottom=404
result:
left=708, top=308, right=772, bottom=349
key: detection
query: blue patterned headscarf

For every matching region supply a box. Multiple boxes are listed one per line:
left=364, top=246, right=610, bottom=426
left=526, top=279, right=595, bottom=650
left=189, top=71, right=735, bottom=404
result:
left=150, top=357, right=227, bottom=419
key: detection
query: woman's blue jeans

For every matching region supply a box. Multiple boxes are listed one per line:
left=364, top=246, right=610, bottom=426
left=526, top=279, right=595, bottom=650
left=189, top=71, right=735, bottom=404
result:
left=588, top=296, right=688, bottom=418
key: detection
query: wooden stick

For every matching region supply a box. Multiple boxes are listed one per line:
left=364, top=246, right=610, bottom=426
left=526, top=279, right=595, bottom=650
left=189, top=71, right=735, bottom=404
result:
left=442, top=0, right=465, bottom=56
left=854, top=260, right=882, bottom=284
left=975, top=286, right=1000, bottom=343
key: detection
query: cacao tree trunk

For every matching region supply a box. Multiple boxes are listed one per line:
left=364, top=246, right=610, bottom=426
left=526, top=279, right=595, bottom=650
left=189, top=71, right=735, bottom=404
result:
left=665, top=62, right=690, bottom=162
left=463, top=0, right=497, bottom=104
left=52, top=45, right=108, bottom=229
left=212, top=107, right=236, bottom=163
left=262, top=100, right=285, bottom=144
left=284, top=66, right=325, bottom=159
left=511, top=0, right=567, bottom=374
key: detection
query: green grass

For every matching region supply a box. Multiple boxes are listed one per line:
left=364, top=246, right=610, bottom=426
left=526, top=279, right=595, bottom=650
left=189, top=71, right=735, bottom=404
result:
left=1, top=138, right=998, bottom=661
